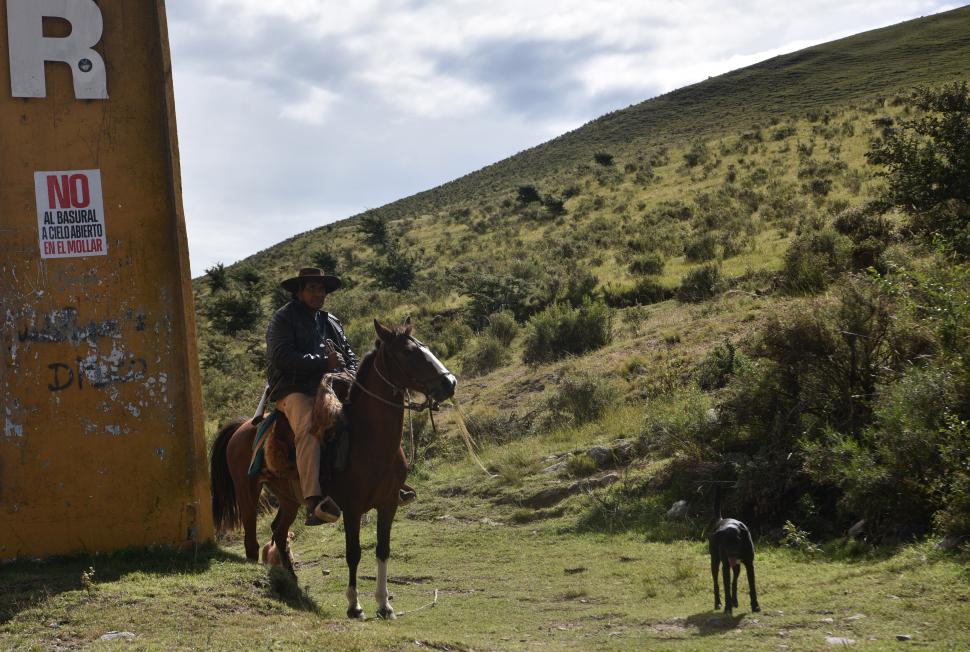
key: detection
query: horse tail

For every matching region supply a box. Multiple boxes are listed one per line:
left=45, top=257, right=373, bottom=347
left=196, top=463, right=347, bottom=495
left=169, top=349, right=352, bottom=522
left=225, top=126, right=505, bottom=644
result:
left=210, top=417, right=246, bottom=532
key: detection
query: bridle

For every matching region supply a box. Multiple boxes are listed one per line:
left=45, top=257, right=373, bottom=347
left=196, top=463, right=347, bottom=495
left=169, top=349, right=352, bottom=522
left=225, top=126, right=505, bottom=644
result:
left=343, top=335, right=449, bottom=462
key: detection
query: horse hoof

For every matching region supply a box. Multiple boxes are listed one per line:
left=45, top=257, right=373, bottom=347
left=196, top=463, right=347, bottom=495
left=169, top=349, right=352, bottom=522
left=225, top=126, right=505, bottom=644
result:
left=347, top=607, right=365, bottom=620
left=377, top=607, right=396, bottom=620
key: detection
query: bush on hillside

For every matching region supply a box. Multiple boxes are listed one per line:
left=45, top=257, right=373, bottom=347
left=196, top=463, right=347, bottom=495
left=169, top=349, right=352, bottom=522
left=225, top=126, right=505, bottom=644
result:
left=522, top=299, right=613, bottom=364
left=460, top=271, right=536, bottom=329
left=684, top=233, right=718, bottom=262
left=370, top=244, right=418, bottom=291
left=461, top=335, right=510, bottom=377
left=205, top=291, right=262, bottom=336
left=516, top=184, right=541, bottom=205
left=628, top=253, right=665, bottom=276
left=485, top=311, right=518, bottom=346
left=669, top=277, right=939, bottom=535
left=539, top=370, right=618, bottom=429
left=357, top=213, right=389, bottom=249
left=696, top=339, right=749, bottom=391
left=312, top=248, right=339, bottom=273
left=832, top=205, right=896, bottom=271
left=780, top=227, right=852, bottom=294
left=593, top=152, right=614, bottom=167
left=867, top=82, right=970, bottom=257
left=205, top=262, right=228, bottom=293
left=602, top=278, right=671, bottom=308
left=676, top=263, right=724, bottom=303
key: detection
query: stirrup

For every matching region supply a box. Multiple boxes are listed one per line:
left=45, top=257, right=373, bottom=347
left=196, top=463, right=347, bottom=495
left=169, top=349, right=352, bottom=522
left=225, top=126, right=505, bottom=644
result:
left=306, top=496, right=341, bottom=526
left=398, top=487, right=417, bottom=506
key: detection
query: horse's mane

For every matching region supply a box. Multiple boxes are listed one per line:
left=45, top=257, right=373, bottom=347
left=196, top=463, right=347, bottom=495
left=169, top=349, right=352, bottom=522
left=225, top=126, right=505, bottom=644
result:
left=348, top=328, right=406, bottom=404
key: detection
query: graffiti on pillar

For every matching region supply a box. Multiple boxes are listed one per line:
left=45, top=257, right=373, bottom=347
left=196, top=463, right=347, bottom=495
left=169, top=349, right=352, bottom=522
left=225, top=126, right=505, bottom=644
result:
left=47, top=354, right=148, bottom=391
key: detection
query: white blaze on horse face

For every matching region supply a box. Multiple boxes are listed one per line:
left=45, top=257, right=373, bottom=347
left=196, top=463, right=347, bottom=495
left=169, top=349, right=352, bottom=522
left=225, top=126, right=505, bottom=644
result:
left=375, top=558, right=391, bottom=612
left=416, top=341, right=453, bottom=380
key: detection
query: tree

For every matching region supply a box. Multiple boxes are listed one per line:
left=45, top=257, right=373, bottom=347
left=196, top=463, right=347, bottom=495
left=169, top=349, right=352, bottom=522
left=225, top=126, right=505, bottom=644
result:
left=357, top=212, right=389, bottom=249
left=371, top=243, right=418, bottom=291
left=516, top=185, right=541, bottom=205
left=867, top=82, right=970, bottom=256
left=205, top=262, right=228, bottom=293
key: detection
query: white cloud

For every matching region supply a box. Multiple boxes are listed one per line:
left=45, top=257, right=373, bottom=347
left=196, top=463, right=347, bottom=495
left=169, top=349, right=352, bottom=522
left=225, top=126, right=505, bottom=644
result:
left=166, top=0, right=961, bottom=275
left=280, top=85, right=340, bottom=126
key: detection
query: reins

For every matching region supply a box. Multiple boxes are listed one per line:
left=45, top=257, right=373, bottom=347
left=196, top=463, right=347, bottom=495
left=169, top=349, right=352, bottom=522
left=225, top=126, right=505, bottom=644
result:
left=345, top=342, right=442, bottom=463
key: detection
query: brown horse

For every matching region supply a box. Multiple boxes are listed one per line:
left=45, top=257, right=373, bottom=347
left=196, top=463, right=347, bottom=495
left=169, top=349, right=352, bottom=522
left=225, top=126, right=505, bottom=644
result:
left=210, top=319, right=456, bottom=619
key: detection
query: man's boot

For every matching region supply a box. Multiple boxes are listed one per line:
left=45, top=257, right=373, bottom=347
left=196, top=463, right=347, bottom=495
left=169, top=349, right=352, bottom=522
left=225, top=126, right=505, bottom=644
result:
left=398, top=483, right=417, bottom=506
left=305, top=495, right=341, bottom=526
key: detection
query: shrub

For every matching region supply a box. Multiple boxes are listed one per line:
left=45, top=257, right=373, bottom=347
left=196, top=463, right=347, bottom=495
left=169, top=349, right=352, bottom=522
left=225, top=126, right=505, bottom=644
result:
left=516, top=184, right=541, bottom=205
left=522, top=299, right=613, bottom=363
left=867, top=82, right=970, bottom=256
left=206, top=291, right=262, bottom=335
left=427, top=315, right=473, bottom=360
left=593, top=152, right=614, bottom=166
left=311, top=248, right=339, bottom=273
left=696, top=340, right=748, bottom=391
left=460, top=271, right=536, bottom=329
left=780, top=228, right=852, bottom=294
left=485, top=311, right=518, bottom=346
left=461, top=335, right=509, bottom=376
left=683, top=142, right=710, bottom=168
left=205, top=262, right=228, bottom=293
left=541, top=370, right=618, bottom=428
left=684, top=233, right=718, bottom=262
left=603, top=278, right=671, bottom=307
left=832, top=205, right=895, bottom=271
left=464, top=409, right=522, bottom=447
left=675, top=264, right=723, bottom=303
left=357, top=212, right=389, bottom=248
left=628, top=253, right=665, bottom=276
left=370, top=245, right=418, bottom=290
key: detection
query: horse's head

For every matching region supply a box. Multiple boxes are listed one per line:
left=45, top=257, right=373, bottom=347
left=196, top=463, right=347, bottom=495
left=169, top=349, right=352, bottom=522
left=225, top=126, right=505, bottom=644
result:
left=374, top=318, right=457, bottom=403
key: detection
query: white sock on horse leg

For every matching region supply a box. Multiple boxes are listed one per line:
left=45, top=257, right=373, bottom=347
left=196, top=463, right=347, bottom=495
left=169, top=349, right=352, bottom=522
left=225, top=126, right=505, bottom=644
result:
left=346, top=586, right=361, bottom=613
left=375, top=558, right=390, bottom=610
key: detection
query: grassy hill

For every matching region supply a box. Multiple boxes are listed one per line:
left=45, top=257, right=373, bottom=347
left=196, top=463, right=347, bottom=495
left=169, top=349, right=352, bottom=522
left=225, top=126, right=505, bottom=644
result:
left=192, top=5, right=970, bottom=535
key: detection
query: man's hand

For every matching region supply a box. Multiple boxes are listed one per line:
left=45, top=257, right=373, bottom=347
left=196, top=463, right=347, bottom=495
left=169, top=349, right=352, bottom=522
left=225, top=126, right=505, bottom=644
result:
left=327, top=349, right=346, bottom=371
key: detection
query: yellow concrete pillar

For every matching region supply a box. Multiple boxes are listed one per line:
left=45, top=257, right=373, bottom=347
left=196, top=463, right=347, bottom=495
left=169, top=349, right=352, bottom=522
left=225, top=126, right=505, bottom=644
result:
left=0, top=0, right=213, bottom=559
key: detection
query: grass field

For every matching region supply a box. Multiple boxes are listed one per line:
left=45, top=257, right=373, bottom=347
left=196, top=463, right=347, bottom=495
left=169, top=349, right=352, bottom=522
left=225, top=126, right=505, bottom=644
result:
left=2, top=486, right=969, bottom=650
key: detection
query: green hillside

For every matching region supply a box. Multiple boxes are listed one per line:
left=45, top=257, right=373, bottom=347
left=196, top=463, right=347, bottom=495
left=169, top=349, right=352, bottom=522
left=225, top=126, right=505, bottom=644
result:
left=194, top=5, right=970, bottom=542
left=233, top=4, right=970, bottom=238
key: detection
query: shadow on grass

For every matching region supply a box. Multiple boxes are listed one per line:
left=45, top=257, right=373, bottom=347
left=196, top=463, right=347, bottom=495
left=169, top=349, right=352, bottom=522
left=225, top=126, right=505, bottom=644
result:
left=0, top=542, right=247, bottom=624
left=685, top=610, right=746, bottom=635
left=265, top=566, right=322, bottom=615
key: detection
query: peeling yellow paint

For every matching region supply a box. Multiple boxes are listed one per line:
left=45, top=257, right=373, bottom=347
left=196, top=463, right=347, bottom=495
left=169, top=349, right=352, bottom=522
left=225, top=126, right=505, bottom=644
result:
left=0, top=1, right=212, bottom=559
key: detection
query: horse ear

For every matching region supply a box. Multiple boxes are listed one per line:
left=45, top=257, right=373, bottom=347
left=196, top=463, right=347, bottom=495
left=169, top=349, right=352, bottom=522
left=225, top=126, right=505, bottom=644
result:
left=374, top=319, right=394, bottom=343
left=403, top=315, right=413, bottom=335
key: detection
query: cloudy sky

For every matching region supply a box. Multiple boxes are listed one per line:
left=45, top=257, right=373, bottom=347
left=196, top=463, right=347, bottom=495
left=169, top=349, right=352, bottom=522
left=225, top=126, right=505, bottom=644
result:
left=166, top=0, right=960, bottom=276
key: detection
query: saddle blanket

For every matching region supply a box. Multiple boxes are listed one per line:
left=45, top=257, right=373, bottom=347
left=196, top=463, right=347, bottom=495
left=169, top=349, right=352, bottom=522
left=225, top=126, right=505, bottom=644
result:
left=248, top=411, right=279, bottom=477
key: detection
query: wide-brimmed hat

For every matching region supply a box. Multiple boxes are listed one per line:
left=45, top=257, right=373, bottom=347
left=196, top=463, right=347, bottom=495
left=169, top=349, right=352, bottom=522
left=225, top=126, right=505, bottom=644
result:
left=280, top=267, right=342, bottom=293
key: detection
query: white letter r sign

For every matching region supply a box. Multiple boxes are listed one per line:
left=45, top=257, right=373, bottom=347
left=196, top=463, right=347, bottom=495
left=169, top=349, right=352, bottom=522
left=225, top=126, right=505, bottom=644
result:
left=7, top=0, right=108, bottom=99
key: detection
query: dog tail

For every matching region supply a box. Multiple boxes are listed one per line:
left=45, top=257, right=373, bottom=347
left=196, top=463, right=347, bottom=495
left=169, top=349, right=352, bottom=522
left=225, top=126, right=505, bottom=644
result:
left=713, top=484, right=723, bottom=521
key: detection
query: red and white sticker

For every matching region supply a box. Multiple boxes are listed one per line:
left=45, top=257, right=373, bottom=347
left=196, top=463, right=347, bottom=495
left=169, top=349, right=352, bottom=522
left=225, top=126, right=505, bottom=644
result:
left=35, top=169, right=108, bottom=259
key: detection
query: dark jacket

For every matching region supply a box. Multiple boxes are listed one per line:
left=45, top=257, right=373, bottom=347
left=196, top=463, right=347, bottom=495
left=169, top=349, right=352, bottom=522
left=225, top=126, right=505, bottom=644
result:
left=266, top=300, right=359, bottom=401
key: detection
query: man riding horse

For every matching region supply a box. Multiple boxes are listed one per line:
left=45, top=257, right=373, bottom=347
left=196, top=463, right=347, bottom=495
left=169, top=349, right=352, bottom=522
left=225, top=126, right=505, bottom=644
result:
left=266, top=266, right=414, bottom=526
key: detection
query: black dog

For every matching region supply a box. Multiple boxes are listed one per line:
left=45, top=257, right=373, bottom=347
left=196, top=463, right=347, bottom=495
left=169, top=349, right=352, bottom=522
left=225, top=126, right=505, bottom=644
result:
left=708, top=485, right=760, bottom=614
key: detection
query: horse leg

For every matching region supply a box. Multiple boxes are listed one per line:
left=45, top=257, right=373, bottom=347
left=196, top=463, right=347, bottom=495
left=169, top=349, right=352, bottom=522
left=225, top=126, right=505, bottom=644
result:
left=375, top=504, right=398, bottom=620
left=344, top=511, right=365, bottom=620
left=272, top=495, right=300, bottom=578
left=232, top=473, right=261, bottom=562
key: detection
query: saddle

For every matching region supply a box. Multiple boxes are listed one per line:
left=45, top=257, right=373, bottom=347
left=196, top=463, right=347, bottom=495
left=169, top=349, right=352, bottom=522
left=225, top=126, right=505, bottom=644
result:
left=249, top=373, right=351, bottom=479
